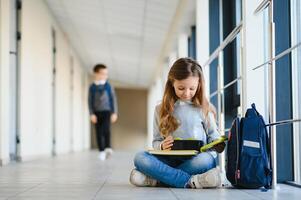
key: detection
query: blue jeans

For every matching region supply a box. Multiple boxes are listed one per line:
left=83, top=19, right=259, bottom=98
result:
left=133, top=151, right=216, bottom=188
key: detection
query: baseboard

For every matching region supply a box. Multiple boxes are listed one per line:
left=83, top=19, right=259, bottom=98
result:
left=1, top=149, right=92, bottom=165
left=19, top=153, right=53, bottom=162
left=285, top=181, right=301, bottom=188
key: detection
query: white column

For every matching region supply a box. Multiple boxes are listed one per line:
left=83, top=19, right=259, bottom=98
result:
left=291, top=0, right=301, bottom=184
left=196, top=0, right=210, bottom=97
left=177, top=34, right=188, bottom=58
left=243, top=0, right=277, bottom=187
left=161, top=51, right=177, bottom=88
left=242, top=0, right=268, bottom=117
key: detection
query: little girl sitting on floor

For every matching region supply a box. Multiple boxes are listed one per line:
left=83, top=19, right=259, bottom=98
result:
left=130, top=57, right=224, bottom=189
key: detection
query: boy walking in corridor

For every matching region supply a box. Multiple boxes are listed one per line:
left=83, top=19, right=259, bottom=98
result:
left=88, top=64, right=118, bottom=161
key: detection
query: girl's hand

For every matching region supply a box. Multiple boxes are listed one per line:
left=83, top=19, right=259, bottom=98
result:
left=212, top=142, right=226, bottom=153
left=160, top=136, right=174, bottom=150
left=90, top=114, right=97, bottom=124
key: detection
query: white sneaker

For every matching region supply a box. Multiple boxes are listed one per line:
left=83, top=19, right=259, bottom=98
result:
left=105, top=148, right=114, bottom=158
left=98, top=151, right=106, bottom=161
left=129, top=169, right=157, bottom=187
left=189, top=167, right=221, bottom=189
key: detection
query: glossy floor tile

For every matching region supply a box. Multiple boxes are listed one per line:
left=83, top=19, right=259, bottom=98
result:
left=0, top=150, right=300, bottom=200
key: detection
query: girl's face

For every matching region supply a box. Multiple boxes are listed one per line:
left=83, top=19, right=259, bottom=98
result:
left=173, top=76, right=199, bottom=101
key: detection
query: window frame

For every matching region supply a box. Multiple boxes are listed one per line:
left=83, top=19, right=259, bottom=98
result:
left=290, top=0, right=301, bottom=185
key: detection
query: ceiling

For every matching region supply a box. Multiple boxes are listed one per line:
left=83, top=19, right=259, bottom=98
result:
left=46, top=0, right=195, bottom=89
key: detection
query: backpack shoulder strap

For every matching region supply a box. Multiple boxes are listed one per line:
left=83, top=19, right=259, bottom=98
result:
left=91, top=83, right=97, bottom=101
left=105, top=82, right=114, bottom=112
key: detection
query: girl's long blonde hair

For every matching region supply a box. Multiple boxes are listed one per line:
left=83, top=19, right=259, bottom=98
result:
left=159, top=57, right=215, bottom=137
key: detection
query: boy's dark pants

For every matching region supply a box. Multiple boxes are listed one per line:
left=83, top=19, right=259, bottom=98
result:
left=95, top=111, right=111, bottom=151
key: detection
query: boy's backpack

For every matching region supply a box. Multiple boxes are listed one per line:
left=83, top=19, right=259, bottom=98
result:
left=91, top=82, right=114, bottom=112
left=226, top=103, right=272, bottom=189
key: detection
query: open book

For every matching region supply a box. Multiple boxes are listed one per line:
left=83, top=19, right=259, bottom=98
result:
left=148, top=136, right=227, bottom=156
left=148, top=150, right=199, bottom=156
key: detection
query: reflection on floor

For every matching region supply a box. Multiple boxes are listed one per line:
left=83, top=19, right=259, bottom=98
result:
left=0, top=150, right=300, bottom=200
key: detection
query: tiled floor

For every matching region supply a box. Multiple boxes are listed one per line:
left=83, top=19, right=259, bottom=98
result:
left=0, top=150, right=300, bottom=200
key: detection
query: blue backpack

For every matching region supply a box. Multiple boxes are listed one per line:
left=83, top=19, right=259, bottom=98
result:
left=226, top=103, right=272, bottom=189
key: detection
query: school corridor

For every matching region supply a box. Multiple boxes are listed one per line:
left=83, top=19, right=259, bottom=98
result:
left=1, top=0, right=301, bottom=199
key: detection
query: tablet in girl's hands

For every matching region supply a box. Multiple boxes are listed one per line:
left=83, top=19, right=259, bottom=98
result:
left=171, top=139, right=204, bottom=151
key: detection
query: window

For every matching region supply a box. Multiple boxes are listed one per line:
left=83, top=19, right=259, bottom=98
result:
left=256, top=0, right=301, bottom=185
left=188, top=26, right=196, bottom=60
left=208, top=0, right=220, bottom=117
left=222, top=0, right=242, bottom=129
left=273, top=0, right=294, bottom=183
left=208, top=0, right=242, bottom=131
left=208, top=0, right=243, bottom=169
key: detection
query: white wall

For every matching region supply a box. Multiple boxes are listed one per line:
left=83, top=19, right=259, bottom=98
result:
left=8, top=0, right=17, bottom=160
left=0, top=0, right=11, bottom=165
left=54, top=28, right=72, bottom=154
left=16, top=0, right=90, bottom=160
left=19, top=0, right=53, bottom=158
left=147, top=78, right=163, bottom=148
left=71, top=57, right=85, bottom=152
left=83, top=73, right=91, bottom=150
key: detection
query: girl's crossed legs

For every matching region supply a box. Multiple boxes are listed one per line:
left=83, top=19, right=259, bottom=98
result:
left=132, top=151, right=216, bottom=188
